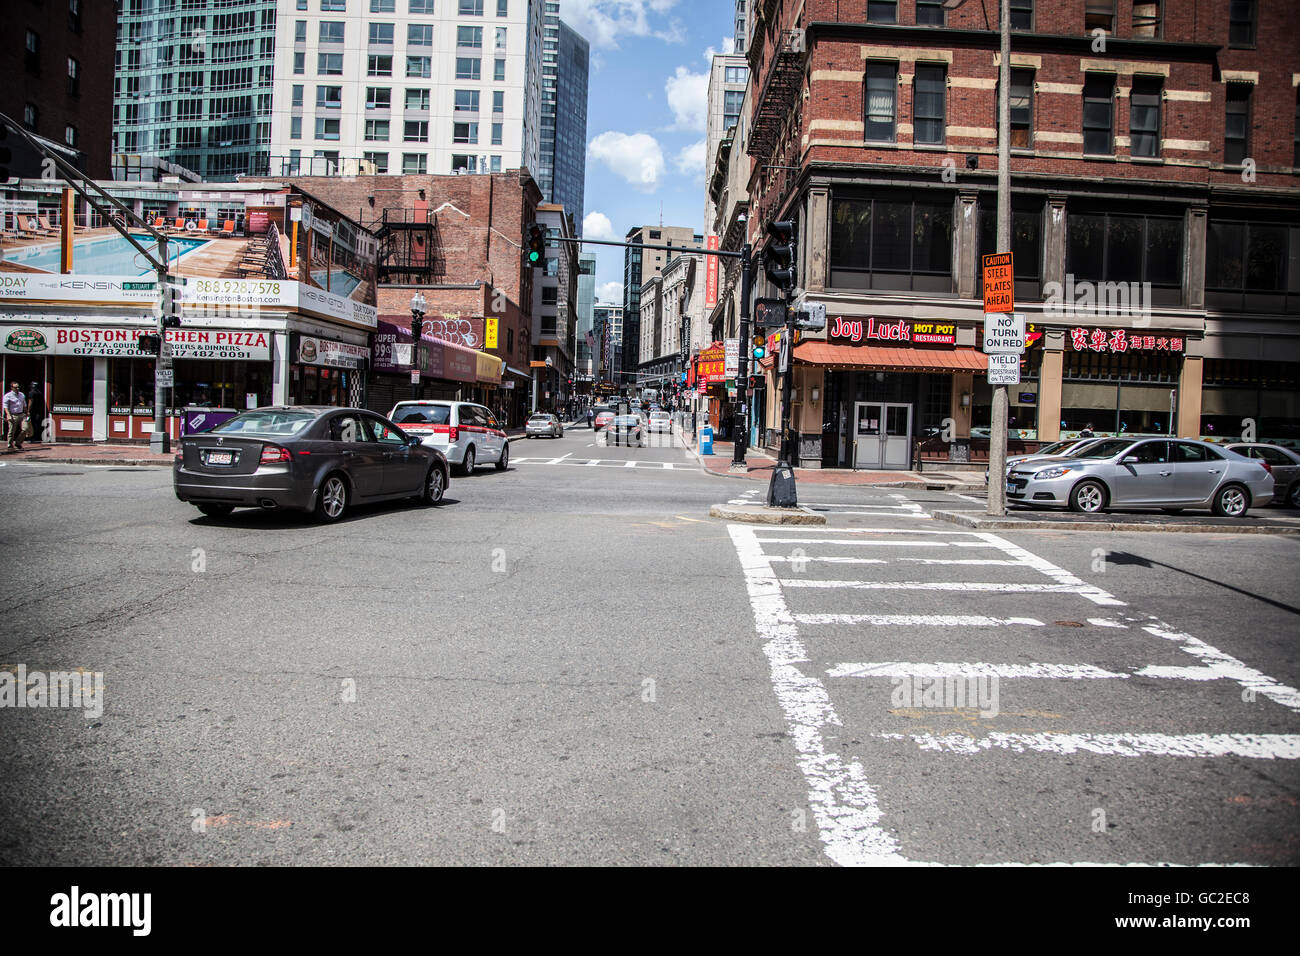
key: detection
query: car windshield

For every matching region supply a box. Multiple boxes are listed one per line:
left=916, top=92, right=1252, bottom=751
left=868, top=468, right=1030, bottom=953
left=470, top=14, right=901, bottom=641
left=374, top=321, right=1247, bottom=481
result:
left=529, top=415, right=552, bottom=422
left=392, top=404, right=451, bottom=425
left=1034, top=440, right=1069, bottom=456
left=650, top=411, right=669, bottom=419
left=210, top=410, right=317, bottom=437
left=614, top=415, right=639, bottom=425
left=1070, top=439, right=1134, bottom=459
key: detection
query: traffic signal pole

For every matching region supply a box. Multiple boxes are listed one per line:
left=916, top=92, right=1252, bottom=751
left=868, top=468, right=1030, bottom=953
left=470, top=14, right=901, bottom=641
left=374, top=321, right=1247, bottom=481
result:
left=987, top=0, right=1012, bottom=516
left=732, top=243, right=752, bottom=469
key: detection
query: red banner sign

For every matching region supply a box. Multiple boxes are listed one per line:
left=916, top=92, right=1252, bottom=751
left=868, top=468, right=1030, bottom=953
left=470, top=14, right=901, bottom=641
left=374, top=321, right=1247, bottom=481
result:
left=697, top=343, right=727, bottom=383
left=1069, top=328, right=1184, bottom=353
left=704, top=234, right=719, bottom=309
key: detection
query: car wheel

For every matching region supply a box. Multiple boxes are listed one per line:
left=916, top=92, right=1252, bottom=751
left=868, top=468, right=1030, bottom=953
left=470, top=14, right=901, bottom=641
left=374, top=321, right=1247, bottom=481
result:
left=559, top=428, right=564, bottom=437
left=1068, top=479, right=1108, bottom=514
left=1288, top=481, right=1300, bottom=509
left=461, top=446, right=475, bottom=475
left=314, top=473, right=349, bottom=523
left=526, top=434, right=533, bottom=439
left=1211, top=483, right=1249, bottom=517
left=495, top=442, right=509, bottom=470
left=196, top=503, right=233, bottom=518
left=422, top=465, right=446, bottom=505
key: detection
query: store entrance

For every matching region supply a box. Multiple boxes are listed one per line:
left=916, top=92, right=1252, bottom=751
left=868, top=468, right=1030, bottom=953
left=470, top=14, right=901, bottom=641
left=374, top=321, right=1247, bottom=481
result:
left=853, top=402, right=912, bottom=470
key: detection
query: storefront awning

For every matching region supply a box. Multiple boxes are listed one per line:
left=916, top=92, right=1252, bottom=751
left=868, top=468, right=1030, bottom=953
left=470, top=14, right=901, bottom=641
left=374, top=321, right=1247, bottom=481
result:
left=794, top=342, right=988, bottom=373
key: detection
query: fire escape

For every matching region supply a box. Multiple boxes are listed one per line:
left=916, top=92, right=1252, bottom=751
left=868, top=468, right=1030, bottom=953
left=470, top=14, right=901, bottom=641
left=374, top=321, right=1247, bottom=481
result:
left=746, top=29, right=805, bottom=160
left=369, top=207, right=444, bottom=285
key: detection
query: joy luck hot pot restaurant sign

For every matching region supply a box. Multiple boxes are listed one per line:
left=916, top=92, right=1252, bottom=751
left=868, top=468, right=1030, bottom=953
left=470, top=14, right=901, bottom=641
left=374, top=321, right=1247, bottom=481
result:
left=827, top=317, right=957, bottom=346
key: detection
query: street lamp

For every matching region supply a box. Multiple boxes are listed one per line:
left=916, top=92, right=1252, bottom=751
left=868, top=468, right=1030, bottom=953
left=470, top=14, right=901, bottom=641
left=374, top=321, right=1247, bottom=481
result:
left=409, top=291, right=427, bottom=400
left=946, top=0, right=1011, bottom=515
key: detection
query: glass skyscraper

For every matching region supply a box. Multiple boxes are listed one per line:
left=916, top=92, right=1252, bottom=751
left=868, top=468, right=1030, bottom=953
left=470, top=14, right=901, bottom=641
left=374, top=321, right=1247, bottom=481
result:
left=537, top=5, right=587, bottom=232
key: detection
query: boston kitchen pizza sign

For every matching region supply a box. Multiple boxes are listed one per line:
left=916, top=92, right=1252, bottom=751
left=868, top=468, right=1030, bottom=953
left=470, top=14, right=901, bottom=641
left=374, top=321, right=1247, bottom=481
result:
left=828, top=317, right=957, bottom=346
left=1, top=324, right=271, bottom=360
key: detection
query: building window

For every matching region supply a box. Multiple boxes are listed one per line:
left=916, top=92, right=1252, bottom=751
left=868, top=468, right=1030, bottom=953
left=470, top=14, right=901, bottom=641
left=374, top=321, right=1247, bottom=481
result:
left=368, top=23, right=393, bottom=44
left=402, top=152, right=427, bottom=174
left=290, top=116, right=303, bottom=139
left=409, top=0, right=433, bottom=11
left=1129, top=77, right=1162, bottom=158
left=493, top=58, right=506, bottom=82
left=724, top=66, right=748, bottom=84
left=295, top=20, right=307, bottom=42
left=368, top=55, right=392, bottom=76
left=319, top=21, right=344, bottom=43
left=913, top=64, right=945, bottom=145
left=407, top=56, right=431, bottom=78
left=363, top=150, right=389, bottom=172
left=866, top=0, right=896, bottom=24
left=316, top=85, right=342, bottom=108
left=977, top=201, right=1044, bottom=301
left=1228, top=0, right=1256, bottom=47
left=69, top=0, right=82, bottom=33
left=1082, top=73, right=1114, bottom=155
left=370, top=0, right=395, bottom=10
left=495, top=26, right=507, bottom=49
left=1003, top=68, right=1034, bottom=148
left=365, top=119, right=389, bottom=141
left=292, top=85, right=304, bottom=107
left=864, top=62, right=897, bottom=142
left=542, top=286, right=558, bottom=305
left=916, top=0, right=944, bottom=25
left=320, top=0, right=346, bottom=10
left=460, top=0, right=483, bottom=12
left=1066, top=211, right=1184, bottom=302
left=318, top=53, right=343, bottom=75
left=24, top=30, right=39, bottom=74
left=1009, top=0, right=1033, bottom=30
left=406, top=88, right=430, bottom=110
left=458, top=26, right=482, bottom=48
left=452, top=153, right=476, bottom=172
left=67, top=57, right=80, bottom=97
left=491, top=122, right=502, bottom=145
left=315, top=118, right=340, bottom=140
left=493, top=90, right=504, bottom=113
left=1132, top=1, right=1161, bottom=36
left=456, top=57, right=481, bottom=80
left=1206, top=218, right=1300, bottom=313
left=829, top=193, right=954, bottom=293
left=1085, top=0, right=1114, bottom=31
left=454, top=89, right=480, bottom=113
left=1225, top=83, right=1251, bottom=166
left=408, top=23, right=433, bottom=46
left=293, top=52, right=305, bottom=74
left=453, top=121, right=478, bottom=143
left=366, top=87, right=391, bottom=109
left=404, top=120, right=428, bottom=141
left=497, top=0, right=508, bottom=14
left=64, top=125, right=77, bottom=147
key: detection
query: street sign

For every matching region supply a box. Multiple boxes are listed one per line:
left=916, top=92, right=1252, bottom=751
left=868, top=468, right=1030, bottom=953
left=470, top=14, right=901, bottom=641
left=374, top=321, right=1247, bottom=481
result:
left=754, top=298, right=788, bottom=329
left=410, top=370, right=421, bottom=384
left=724, top=338, right=739, bottom=378
left=987, top=353, right=1020, bottom=384
left=796, top=302, right=827, bottom=331
left=982, top=252, right=1014, bottom=313
left=983, top=312, right=1026, bottom=354
left=155, top=368, right=174, bottom=387
left=778, top=332, right=791, bottom=373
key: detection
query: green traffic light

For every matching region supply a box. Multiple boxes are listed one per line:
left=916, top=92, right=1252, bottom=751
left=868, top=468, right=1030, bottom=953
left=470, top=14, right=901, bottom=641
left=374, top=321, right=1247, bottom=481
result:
left=528, top=250, right=540, bottom=263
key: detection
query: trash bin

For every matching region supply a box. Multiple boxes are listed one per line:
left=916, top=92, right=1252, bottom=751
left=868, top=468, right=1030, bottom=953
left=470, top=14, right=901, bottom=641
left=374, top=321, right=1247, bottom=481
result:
left=699, top=425, right=713, bottom=455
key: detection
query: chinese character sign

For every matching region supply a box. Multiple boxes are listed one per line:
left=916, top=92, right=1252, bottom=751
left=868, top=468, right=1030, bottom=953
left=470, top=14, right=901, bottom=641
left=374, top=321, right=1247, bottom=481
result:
left=1069, top=328, right=1183, bottom=353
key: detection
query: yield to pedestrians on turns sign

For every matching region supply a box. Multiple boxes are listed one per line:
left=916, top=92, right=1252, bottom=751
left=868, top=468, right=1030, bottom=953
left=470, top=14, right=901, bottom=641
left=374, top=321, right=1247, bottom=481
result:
left=983, top=311, right=1026, bottom=354
left=986, top=353, right=1020, bottom=384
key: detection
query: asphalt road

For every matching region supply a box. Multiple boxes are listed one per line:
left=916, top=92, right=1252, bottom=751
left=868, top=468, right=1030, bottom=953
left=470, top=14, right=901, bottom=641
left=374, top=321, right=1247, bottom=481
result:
left=1, top=428, right=1297, bottom=866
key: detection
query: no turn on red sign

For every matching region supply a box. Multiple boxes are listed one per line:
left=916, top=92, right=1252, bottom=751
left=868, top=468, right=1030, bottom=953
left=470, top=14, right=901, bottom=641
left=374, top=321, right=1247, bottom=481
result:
left=983, top=312, right=1026, bottom=354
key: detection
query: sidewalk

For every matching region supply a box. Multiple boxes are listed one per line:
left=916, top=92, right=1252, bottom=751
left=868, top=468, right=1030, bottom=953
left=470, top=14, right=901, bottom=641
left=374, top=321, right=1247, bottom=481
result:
left=677, top=431, right=984, bottom=490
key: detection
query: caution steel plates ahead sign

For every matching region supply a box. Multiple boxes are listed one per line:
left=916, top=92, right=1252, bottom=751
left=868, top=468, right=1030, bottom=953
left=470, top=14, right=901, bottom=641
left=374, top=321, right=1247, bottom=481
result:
left=982, top=252, right=1014, bottom=313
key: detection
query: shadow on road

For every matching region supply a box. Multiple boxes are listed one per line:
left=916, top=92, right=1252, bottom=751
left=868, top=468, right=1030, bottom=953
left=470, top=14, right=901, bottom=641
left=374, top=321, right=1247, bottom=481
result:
left=1106, top=550, right=1300, bottom=617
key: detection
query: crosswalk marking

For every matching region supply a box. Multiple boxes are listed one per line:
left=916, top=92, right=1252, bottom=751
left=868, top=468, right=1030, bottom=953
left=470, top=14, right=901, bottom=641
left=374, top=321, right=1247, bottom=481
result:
left=794, top=613, right=1045, bottom=627
left=828, top=662, right=1129, bottom=680
left=881, top=732, right=1300, bottom=760
left=511, top=457, right=684, bottom=469
left=780, top=580, right=1107, bottom=596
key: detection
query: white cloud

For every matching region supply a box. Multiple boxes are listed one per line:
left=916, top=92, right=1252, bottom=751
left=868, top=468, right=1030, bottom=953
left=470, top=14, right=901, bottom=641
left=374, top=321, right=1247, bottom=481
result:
left=583, top=211, right=615, bottom=239
left=597, top=281, right=624, bottom=302
left=703, top=37, right=736, bottom=62
left=563, top=0, right=683, bottom=51
left=665, top=65, right=709, bottom=132
left=674, top=139, right=706, bottom=178
left=588, top=131, right=665, bottom=193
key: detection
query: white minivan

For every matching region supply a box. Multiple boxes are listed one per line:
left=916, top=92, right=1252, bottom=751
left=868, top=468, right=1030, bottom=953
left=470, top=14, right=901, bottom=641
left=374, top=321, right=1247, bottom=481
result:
left=387, top=400, right=509, bottom=474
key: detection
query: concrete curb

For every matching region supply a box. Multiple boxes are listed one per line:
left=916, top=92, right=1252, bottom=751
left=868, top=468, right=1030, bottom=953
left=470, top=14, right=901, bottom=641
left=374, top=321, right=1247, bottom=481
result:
left=4, top=457, right=173, bottom=467
left=931, top=509, right=1300, bottom=535
left=708, top=503, right=828, bottom=525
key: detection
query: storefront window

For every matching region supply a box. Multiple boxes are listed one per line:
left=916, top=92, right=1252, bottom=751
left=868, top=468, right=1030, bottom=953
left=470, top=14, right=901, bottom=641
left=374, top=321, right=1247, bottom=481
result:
left=1051, top=348, right=1181, bottom=437
left=829, top=192, right=953, bottom=293
left=1066, top=209, right=1184, bottom=307
left=1205, top=218, right=1300, bottom=314
left=1201, top=358, right=1300, bottom=447
left=292, top=364, right=352, bottom=406
left=108, top=356, right=155, bottom=409
left=972, top=349, right=1041, bottom=438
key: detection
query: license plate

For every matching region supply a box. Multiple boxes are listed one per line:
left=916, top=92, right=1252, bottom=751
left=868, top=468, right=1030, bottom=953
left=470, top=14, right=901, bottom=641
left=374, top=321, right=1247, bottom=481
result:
left=1006, top=481, right=1016, bottom=494
left=207, top=451, right=234, bottom=466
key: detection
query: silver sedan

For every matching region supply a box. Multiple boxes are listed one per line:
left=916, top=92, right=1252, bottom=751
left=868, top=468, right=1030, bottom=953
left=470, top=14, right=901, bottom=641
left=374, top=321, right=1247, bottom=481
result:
left=1006, top=437, right=1274, bottom=516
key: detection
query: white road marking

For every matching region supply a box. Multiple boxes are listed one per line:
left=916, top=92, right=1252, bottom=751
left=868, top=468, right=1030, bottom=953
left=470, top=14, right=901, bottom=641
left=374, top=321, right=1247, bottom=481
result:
left=766, top=556, right=889, bottom=565
left=624, top=460, right=637, bottom=468
left=815, top=511, right=933, bottom=519
left=1142, top=621, right=1300, bottom=713
left=883, top=732, right=1300, bottom=760
left=780, top=580, right=1103, bottom=596
left=795, top=613, right=1045, bottom=627
left=727, top=523, right=909, bottom=866
left=829, top=661, right=1128, bottom=680
left=949, top=493, right=983, bottom=503
left=974, top=531, right=1126, bottom=606
left=1133, top=665, right=1223, bottom=681
left=899, top=558, right=1023, bottom=566
left=1087, top=618, right=1128, bottom=628
left=546, top=453, right=571, bottom=465
left=585, top=459, right=601, bottom=466
left=756, top=537, right=994, bottom=548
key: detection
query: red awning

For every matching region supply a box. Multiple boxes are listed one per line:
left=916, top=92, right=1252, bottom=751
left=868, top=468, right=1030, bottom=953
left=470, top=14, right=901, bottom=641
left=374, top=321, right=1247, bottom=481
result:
left=794, top=342, right=988, bottom=372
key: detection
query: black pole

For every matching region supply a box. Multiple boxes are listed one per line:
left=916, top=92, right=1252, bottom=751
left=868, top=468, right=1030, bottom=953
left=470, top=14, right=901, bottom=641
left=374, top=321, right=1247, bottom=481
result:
left=767, top=305, right=798, bottom=508
left=732, top=243, right=752, bottom=468
left=410, top=309, right=422, bottom=400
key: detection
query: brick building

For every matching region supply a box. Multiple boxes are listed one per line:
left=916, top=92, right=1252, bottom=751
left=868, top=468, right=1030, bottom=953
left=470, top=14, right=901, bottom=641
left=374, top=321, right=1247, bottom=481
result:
left=743, top=0, right=1300, bottom=469
left=286, top=169, right=541, bottom=425
left=3, top=0, right=115, bottom=178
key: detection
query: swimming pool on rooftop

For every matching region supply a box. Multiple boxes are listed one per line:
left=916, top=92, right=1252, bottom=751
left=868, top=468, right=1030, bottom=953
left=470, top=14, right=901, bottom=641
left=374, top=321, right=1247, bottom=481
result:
left=0, top=234, right=211, bottom=276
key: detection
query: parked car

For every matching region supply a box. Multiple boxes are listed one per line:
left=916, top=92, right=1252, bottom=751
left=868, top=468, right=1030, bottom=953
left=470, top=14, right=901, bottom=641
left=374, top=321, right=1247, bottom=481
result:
left=525, top=413, right=564, bottom=439
left=1226, top=442, right=1300, bottom=508
left=593, top=408, right=617, bottom=432
left=387, top=400, right=510, bottom=474
left=173, top=406, right=449, bottom=522
left=1005, top=437, right=1273, bottom=516
left=986, top=438, right=1105, bottom=482
left=607, top=414, right=645, bottom=446
left=647, top=410, right=672, bottom=434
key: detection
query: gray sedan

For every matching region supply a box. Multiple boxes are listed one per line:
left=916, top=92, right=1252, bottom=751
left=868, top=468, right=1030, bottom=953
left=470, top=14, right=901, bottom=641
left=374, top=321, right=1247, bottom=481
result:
left=1006, top=437, right=1273, bottom=516
left=1226, top=443, right=1300, bottom=508
left=525, top=413, right=563, bottom=438
left=173, top=406, right=450, bottom=522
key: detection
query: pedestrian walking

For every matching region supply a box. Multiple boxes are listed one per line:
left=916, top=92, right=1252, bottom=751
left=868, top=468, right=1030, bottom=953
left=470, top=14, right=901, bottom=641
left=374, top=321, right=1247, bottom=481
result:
left=4, top=381, right=27, bottom=451
left=1080, top=422, right=1095, bottom=438
left=26, top=381, right=45, bottom=444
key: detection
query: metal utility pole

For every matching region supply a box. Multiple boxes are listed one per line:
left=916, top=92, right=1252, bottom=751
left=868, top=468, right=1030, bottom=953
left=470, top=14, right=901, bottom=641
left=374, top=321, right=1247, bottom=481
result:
left=986, top=0, right=1012, bottom=516
left=762, top=221, right=798, bottom=507
left=732, top=243, right=753, bottom=470
left=409, top=292, right=426, bottom=400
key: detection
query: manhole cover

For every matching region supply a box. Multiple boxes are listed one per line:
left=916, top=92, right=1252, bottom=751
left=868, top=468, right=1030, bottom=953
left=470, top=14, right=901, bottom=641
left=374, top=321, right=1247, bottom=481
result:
left=1054, top=620, right=1085, bottom=627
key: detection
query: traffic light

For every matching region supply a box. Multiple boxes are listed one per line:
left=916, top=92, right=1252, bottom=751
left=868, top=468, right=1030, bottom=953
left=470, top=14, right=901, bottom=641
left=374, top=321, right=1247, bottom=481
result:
left=137, top=333, right=162, bottom=355
left=161, top=280, right=182, bottom=328
left=525, top=223, right=544, bottom=264
left=751, top=333, right=766, bottom=360
left=764, top=220, right=795, bottom=291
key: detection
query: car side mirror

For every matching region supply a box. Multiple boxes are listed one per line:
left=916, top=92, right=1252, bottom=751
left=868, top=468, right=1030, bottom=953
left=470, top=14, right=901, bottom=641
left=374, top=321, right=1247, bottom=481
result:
left=1122, top=455, right=1139, bottom=464
left=408, top=435, right=424, bottom=448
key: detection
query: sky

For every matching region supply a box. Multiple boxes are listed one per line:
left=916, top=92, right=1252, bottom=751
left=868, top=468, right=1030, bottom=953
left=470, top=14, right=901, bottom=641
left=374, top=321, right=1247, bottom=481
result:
left=560, top=0, right=736, bottom=306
